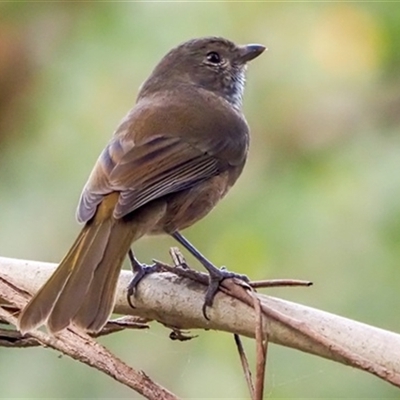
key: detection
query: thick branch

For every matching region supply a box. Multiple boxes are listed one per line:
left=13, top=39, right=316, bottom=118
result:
left=1, top=256, right=400, bottom=388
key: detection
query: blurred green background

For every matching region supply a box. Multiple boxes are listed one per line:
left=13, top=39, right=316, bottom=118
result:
left=1, top=2, right=400, bottom=398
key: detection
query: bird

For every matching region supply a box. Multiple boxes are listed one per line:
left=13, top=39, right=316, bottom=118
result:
left=18, top=36, right=265, bottom=335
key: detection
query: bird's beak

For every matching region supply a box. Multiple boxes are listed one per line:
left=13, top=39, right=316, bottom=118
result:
left=237, top=44, right=266, bottom=64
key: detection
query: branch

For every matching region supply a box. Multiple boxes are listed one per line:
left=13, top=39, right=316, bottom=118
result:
left=1, top=256, right=400, bottom=390
left=0, top=264, right=177, bottom=400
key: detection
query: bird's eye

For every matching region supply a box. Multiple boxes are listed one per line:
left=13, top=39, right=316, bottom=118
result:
left=206, top=51, right=221, bottom=64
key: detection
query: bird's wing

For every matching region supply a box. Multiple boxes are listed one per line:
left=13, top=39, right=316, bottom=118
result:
left=77, top=134, right=225, bottom=223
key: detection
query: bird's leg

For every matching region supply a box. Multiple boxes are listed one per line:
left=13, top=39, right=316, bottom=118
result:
left=171, top=231, right=248, bottom=317
left=126, top=249, right=160, bottom=308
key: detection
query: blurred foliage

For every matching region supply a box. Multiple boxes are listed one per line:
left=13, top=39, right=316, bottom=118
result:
left=1, top=2, right=400, bottom=398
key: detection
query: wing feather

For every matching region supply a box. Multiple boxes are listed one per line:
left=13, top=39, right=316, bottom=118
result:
left=77, top=135, right=224, bottom=222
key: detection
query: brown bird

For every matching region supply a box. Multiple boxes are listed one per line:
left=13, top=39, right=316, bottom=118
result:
left=18, top=37, right=265, bottom=334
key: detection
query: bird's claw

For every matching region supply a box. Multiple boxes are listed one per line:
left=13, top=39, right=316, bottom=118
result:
left=202, top=268, right=249, bottom=319
left=127, top=263, right=160, bottom=308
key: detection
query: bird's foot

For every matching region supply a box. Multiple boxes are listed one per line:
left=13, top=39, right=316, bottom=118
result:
left=127, top=250, right=161, bottom=308
left=203, top=265, right=249, bottom=319
left=170, top=232, right=250, bottom=319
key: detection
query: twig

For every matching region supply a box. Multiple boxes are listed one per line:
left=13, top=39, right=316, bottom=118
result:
left=0, top=328, right=41, bottom=348
left=169, top=247, right=189, bottom=269
left=91, top=316, right=150, bottom=338
left=0, top=276, right=177, bottom=400
left=0, top=317, right=149, bottom=345
left=250, top=279, right=312, bottom=289
left=234, top=334, right=255, bottom=399
left=252, top=290, right=268, bottom=400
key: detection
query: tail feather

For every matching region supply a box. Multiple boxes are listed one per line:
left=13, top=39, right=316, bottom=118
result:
left=73, top=201, right=167, bottom=332
left=73, top=222, right=132, bottom=332
left=18, top=219, right=133, bottom=335
left=17, top=227, right=88, bottom=334
left=46, top=219, right=114, bottom=333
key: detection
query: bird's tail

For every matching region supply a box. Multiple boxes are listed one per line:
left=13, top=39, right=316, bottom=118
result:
left=18, top=195, right=165, bottom=334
